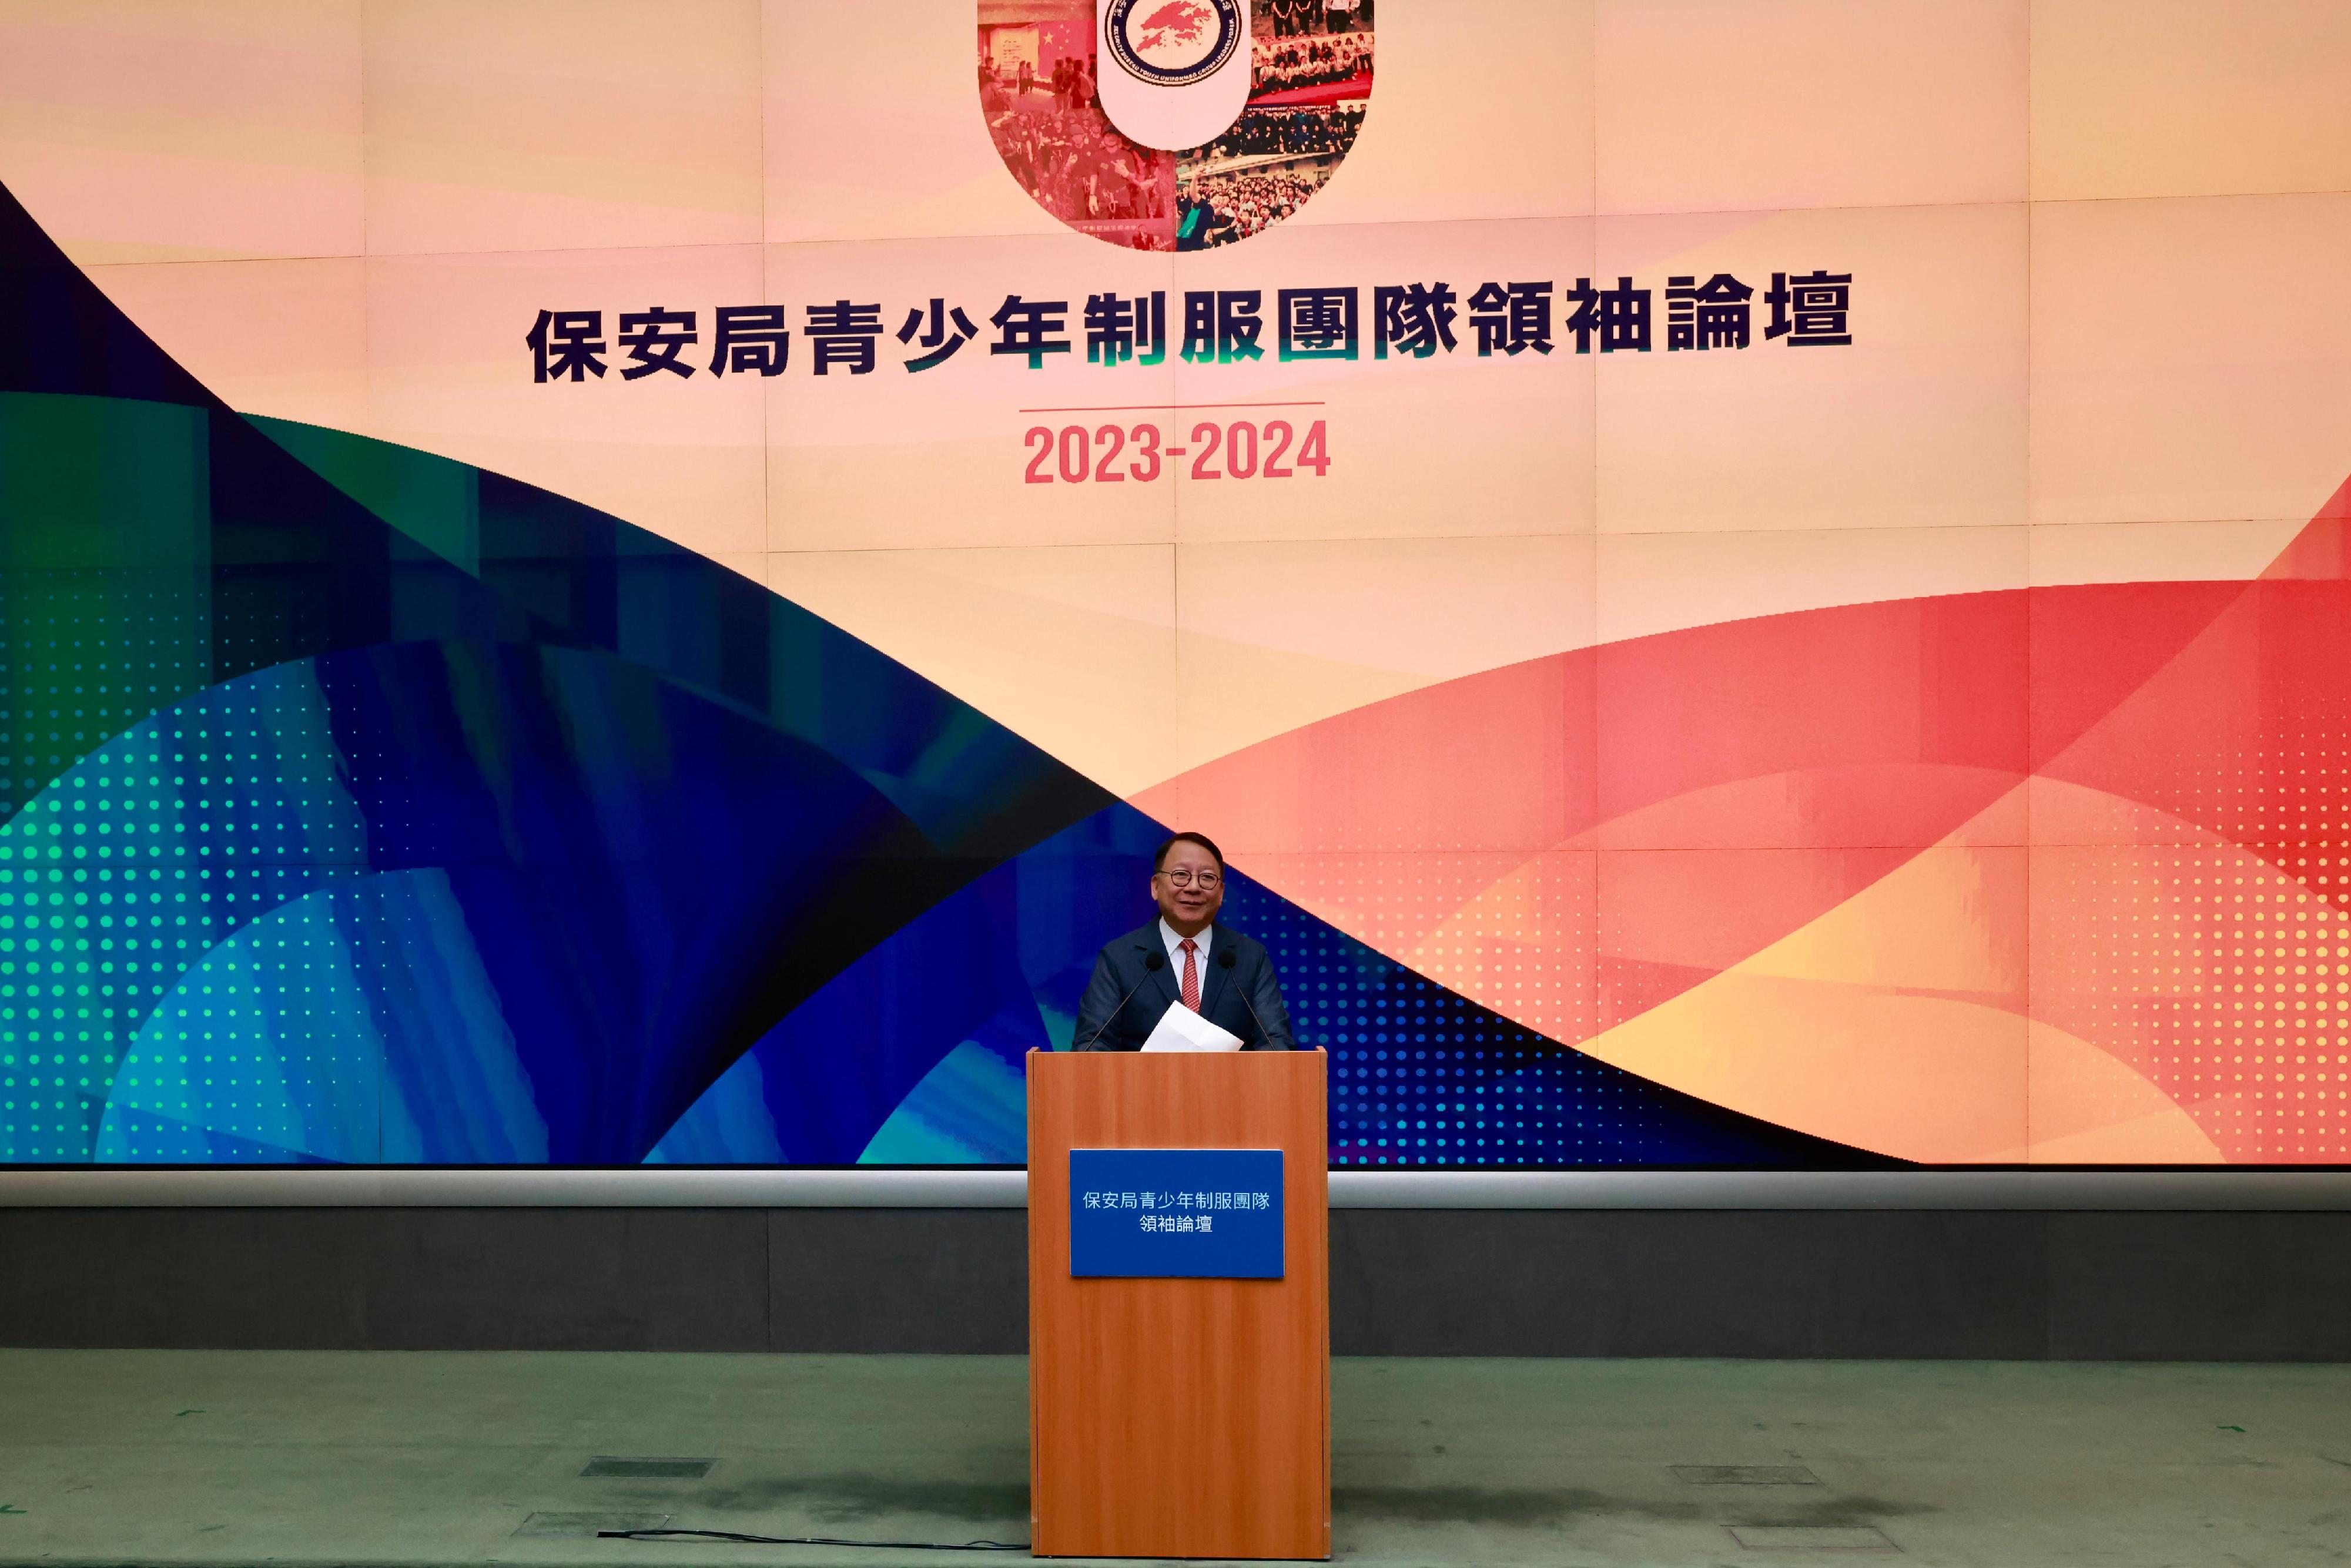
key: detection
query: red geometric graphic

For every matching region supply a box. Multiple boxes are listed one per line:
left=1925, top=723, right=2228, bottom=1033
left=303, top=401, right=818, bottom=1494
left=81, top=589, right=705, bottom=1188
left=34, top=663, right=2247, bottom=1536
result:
left=1140, top=477, right=2351, bottom=1162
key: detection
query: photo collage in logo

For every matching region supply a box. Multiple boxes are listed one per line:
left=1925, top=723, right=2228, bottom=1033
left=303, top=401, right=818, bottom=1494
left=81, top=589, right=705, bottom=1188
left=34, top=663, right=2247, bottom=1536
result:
left=977, top=0, right=1373, bottom=250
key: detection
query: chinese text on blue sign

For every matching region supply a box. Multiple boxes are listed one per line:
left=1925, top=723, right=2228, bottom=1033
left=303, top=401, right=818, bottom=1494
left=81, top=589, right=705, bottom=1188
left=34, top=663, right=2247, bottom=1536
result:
left=1069, top=1148, right=1284, bottom=1279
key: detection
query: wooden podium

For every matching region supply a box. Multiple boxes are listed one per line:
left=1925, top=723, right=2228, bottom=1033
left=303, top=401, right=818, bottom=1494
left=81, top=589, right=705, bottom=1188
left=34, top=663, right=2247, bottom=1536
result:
left=1027, top=1049, right=1329, bottom=1560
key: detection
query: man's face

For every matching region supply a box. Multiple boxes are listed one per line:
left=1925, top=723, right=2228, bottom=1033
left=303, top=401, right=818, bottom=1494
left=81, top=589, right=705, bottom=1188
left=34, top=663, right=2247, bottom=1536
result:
left=1153, top=840, right=1224, bottom=934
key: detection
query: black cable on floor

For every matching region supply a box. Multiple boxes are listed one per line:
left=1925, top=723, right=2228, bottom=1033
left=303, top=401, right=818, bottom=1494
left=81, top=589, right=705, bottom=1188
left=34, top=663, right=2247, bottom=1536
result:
left=598, top=1526, right=1030, bottom=1551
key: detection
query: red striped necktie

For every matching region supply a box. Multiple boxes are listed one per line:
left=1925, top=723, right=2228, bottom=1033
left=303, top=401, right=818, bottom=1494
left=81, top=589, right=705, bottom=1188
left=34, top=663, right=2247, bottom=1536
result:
left=1179, top=937, right=1200, bottom=1011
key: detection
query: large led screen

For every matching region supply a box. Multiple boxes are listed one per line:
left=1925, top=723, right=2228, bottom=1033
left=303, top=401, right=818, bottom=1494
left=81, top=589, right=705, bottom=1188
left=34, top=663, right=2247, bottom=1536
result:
left=1, top=0, right=2348, bottom=1168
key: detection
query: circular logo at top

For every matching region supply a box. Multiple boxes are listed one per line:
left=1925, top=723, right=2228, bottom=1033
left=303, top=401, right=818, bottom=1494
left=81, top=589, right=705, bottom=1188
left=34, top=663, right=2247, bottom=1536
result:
left=1104, top=0, right=1243, bottom=87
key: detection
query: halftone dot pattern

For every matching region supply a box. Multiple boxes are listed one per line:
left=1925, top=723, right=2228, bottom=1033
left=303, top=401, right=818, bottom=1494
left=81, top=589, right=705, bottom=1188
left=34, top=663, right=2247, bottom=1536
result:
left=102, top=899, right=374, bottom=1163
left=1405, top=856, right=1596, bottom=1058
left=1221, top=878, right=1830, bottom=1165
left=2035, top=844, right=2351, bottom=1163
left=1232, top=852, right=1600, bottom=1070
left=98, top=867, right=551, bottom=1164
left=0, top=664, right=367, bottom=1162
left=0, top=574, right=212, bottom=820
left=2030, top=579, right=2351, bottom=1162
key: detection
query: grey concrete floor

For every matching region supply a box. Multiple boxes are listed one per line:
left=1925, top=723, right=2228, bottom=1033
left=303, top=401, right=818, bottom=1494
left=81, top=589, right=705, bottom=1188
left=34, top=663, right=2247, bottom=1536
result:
left=0, top=1351, right=2346, bottom=1567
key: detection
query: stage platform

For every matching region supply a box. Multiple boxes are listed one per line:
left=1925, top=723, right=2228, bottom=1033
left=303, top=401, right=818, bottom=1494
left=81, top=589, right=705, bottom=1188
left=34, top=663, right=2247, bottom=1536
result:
left=1, top=1350, right=2343, bottom=1566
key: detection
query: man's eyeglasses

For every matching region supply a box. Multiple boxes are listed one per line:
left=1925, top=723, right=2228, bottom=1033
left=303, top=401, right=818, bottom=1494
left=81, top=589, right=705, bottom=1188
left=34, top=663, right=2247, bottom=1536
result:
left=1156, top=869, right=1223, bottom=889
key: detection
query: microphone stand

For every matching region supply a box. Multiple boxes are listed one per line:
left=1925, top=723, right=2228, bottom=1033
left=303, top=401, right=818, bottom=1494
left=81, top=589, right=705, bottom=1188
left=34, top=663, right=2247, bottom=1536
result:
left=1217, top=947, right=1280, bottom=1050
left=1076, top=953, right=1166, bottom=1051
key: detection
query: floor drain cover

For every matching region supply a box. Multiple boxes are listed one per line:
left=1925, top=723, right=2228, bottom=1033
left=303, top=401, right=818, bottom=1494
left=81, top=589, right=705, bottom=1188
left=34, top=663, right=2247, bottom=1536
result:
left=1729, top=1524, right=1898, bottom=1552
left=1674, top=1465, right=1822, bottom=1485
left=514, top=1511, right=671, bottom=1537
left=581, top=1456, right=717, bottom=1479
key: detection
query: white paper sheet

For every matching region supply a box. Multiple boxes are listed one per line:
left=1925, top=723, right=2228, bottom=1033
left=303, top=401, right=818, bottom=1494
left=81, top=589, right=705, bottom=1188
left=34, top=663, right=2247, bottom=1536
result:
left=1139, top=1000, right=1244, bottom=1053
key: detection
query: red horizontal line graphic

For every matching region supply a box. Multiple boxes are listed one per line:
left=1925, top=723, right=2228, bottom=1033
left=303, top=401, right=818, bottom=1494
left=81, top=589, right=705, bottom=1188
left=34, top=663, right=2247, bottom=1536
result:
left=1247, top=71, right=1374, bottom=109
left=1016, top=401, right=1329, bottom=414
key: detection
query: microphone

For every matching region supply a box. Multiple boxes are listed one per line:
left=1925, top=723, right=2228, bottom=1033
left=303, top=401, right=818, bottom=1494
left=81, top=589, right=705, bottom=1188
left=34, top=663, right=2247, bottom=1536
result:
left=1217, top=946, right=1280, bottom=1050
left=1076, top=952, right=1164, bottom=1051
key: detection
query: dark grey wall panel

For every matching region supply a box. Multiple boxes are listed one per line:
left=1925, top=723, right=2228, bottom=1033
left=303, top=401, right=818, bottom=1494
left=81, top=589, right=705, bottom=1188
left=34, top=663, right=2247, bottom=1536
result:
left=0, top=1208, right=371, bottom=1349
left=1328, top=1211, right=2052, bottom=1359
left=0, top=1209, right=779, bottom=1351
left=2, top=1208, right=2346, bottom=1359
left=768, top=1208, right=1027, bottom=1354
left=2044, top=1212, right=2351, bottom=1362
left=363, top=1208, right=771, bottom=1351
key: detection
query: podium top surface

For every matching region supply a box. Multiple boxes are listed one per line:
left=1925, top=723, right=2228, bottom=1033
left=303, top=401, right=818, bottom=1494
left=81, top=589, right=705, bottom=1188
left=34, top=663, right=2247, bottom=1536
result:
left=1027, top=1047, right=1328, bottom=1158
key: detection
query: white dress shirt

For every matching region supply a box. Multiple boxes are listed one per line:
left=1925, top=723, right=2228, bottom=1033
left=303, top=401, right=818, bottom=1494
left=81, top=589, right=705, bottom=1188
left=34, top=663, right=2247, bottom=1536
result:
left=1158, top=917, right=1215, bottom=1007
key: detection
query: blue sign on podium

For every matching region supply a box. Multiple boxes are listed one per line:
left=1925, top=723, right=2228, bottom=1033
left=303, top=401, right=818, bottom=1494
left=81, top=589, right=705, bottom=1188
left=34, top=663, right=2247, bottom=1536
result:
left=1068, top=1148, right=1285, bottom=1279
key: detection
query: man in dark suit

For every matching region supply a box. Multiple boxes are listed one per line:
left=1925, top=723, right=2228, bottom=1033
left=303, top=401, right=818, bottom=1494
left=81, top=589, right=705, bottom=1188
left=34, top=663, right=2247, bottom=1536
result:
left=1074, top=831, right=1296, bottom=1051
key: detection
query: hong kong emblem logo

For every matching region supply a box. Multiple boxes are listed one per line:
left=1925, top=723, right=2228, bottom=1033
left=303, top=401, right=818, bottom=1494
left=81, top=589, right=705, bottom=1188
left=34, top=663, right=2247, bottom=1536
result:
left=1094, top=0, right=1250, bottom=151
left=1104, top=0, right=1243, bottom=88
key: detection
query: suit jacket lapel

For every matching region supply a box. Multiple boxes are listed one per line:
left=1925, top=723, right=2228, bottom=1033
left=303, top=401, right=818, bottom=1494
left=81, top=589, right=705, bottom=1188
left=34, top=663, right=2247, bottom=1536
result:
left=1137, top=932, right=1180, bottom=1016
left=1194, top=924, right=1231, bottom=1022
